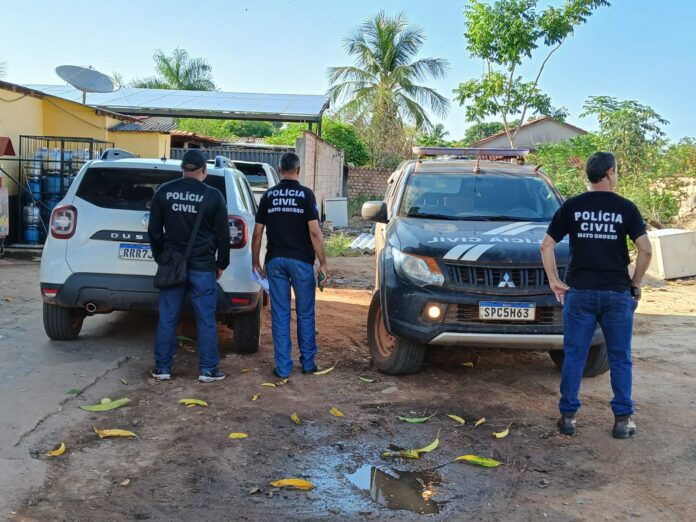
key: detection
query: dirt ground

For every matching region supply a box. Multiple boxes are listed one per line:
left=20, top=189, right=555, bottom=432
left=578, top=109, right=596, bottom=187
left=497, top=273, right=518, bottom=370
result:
left=3, top=256, right=696, bottom=521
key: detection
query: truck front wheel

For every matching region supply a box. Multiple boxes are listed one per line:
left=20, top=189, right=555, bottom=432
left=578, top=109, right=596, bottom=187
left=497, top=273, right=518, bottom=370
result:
left=367, top=291, right=425, bottom=375
left=549, top=341, right=610, bottom=377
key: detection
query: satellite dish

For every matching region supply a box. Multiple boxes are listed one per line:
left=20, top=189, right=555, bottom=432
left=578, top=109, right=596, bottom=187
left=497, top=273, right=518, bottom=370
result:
left=55, top=65, right=119, bottom=104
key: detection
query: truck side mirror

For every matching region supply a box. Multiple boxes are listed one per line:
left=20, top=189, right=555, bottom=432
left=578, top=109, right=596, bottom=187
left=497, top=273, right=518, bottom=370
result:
left=361, top=201, right=388, bottom=223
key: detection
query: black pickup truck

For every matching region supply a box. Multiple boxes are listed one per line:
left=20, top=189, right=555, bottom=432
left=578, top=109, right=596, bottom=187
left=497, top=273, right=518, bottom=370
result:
left=362, top=150, right=608, bottom=376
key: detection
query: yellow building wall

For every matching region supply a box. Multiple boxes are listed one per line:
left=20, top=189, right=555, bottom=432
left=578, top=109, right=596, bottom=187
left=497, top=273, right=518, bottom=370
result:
left=109, top=131, right=172, bottom=159
left=41, top=97, right=112, bottom=141
left=0, top=88, right=44, bottom=196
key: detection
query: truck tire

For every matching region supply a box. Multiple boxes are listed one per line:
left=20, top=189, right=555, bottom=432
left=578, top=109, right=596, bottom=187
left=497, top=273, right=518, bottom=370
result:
left=231, top=299, right=262, bottom=354
left=367, top=291, right=425, bottom=375
left=43, top=303, right=84, bottom=340
left=549, top=341, right=610, bottom=377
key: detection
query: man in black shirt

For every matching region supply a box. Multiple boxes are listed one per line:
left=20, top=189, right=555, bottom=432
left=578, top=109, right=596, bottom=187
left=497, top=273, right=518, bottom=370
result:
left=541, top=152, right=652, bottom=439
left=148, top=149, right=230, bottom=383
left=251, top=152, right=327, bottom=378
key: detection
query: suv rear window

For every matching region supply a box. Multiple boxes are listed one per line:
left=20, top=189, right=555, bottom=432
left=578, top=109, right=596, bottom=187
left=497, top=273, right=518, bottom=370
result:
left=234, top=163, right=268, bottom=189
left=400, top=173, right=561, bottom=221
left=76, top=168, right=226, bottom=210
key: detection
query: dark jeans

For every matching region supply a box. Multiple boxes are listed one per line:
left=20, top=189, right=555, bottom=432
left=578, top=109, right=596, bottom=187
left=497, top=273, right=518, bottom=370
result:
left=560, top=288, right=638, bottom=417
left=154, top=270, right=219, bottom=373
left=266, top=257, right=318, bottom=377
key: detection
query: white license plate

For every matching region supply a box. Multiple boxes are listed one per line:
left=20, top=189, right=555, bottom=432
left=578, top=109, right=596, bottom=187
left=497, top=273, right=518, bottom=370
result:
left=479, top=302, right=536, bottom=321
left=118, top=243, right=154, bottom=261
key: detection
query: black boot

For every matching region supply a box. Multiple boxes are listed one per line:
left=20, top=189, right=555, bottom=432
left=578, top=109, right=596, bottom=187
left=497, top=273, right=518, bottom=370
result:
left=612, top=415, right=637, bottom=439
left=557, top=413, right=577, bottom=436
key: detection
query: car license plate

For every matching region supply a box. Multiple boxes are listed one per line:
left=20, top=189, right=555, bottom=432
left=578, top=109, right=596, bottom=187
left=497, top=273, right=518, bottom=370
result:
left=479, top=302, right=536, bottom=321
left=118, top=243, right=154, bottom=261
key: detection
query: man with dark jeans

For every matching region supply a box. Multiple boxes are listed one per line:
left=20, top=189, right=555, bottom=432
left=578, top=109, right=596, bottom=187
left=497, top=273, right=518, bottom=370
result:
left=148, top=149, right=230, bottom=382
left=251, top=152, right=327, bottom=379
left=540, top=152, right=652, bottom=438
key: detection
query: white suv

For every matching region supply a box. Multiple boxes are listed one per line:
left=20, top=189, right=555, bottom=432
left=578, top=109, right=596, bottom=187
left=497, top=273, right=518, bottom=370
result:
left=224, top=160, right=280, bottom=203
left=39, top=152, right=263, bottom=353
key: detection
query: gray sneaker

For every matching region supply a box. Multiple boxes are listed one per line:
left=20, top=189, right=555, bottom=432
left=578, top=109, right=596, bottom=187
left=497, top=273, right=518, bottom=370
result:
left=557, top=413, right=577, bottom=436
left=199, top=369, right=226, bottom=383
left=612, top=415, right=637, bottom=439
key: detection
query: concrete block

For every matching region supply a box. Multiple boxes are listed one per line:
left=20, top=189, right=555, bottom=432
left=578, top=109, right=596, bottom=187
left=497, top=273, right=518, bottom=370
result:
left=647, top=228, right=696, bottom=279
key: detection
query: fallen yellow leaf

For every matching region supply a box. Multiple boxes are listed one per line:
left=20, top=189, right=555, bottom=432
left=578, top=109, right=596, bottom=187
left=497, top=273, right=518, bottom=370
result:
left=261, top=382, right=277, bottom=388
left=45, top=442, right=66, bottom=457
left=382, top=449, right=420, bottom=459
left=455, top=454, right=501, bottom=467
left=329, top=407, right=344, bottom=417
left=447, top=414, right=466, bottom=425
left=179, top=398, right=208, bottom=407
left=461, top=362, right=474, bottom=367
left=492, top=423, right=511, bottom=439
left=275, top=379, right=288, bottom=386
left=251, top=394, right=261, bottom=401
left=119, top=479, right=130, bottom=486
left=79, top=397, right=131, bottom=412
left=474, top=417, right=486, bottom=427
left=270, top=478, right=314, bottom=490
left=291, top=412, right=301, bottom=425
left=228, top=432, right=248, bottom=439
left=414, top=432, right=440, bottom=454
left=313, top=364, right=336, bottom=375
left=397, top=413, right=436, bottom=424
left=240, top=368, right=252, bottom=373
left=94, top=428, right=138, bottom=439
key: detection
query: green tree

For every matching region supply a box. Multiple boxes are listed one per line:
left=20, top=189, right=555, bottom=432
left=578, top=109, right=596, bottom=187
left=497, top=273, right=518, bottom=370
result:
left=454, top=0, right=608, bottom=147
left=417, top=123, right=450, bottom=147
left=266, top=117, right=371, bottom=166
left=132, top=48, right=216, bottom=90
left=327, top=11, right=450, bottom=167
left=581, top=96, right=669, bottom=175
left=461, top=121, right=505, bottom=145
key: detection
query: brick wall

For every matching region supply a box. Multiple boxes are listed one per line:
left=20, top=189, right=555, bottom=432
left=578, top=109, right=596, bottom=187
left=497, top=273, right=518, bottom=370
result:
left=296, top=131, right=344, bottom=215
left=347, top=167, right=392, bottom=198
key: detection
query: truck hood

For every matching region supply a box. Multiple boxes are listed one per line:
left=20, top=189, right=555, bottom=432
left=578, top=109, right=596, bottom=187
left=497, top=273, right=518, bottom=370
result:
left=388, top=217, right=569, bottom=265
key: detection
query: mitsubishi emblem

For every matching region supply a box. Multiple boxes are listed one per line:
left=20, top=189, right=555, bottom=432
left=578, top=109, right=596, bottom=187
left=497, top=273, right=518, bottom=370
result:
left=498, top=272, right=516, bottom=288
left=141, top=213, right=150, bottom=229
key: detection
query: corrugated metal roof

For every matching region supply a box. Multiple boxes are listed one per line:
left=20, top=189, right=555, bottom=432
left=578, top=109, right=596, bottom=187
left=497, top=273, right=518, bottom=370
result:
left=109, top=116, right=177, bottom=133
left=22, top=84, right=329, bottom=121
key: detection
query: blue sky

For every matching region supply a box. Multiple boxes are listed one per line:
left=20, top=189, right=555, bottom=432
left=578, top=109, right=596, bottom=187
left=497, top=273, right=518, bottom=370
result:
left=2, top=0, right=694, bottom=141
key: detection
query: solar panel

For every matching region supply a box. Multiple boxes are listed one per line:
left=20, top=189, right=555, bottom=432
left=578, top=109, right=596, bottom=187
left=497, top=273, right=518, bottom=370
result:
left=23, top=84, right=328, bottom=120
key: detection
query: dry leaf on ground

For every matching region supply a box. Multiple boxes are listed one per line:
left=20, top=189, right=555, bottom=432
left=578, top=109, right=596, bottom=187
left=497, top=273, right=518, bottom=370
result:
left=397, top=413, right=436, bottom=424
left=358, top=376, right=374, bottom=383
left=313, top=364, right=336, bottom=375
left=455, top=454, right=501, bottom=467
left=291, top=413, right=301, bottom=425
left=270, top=478, right=314, bottom=490
left=261, top=382, right=277, bottom=388
left=251, top=394, right=261, bottom=401
left=447, top=414, right=466, bottom=425
left=45, top=442, right=66, bottom=457
left=178, top=398, right=208, bottom=407
left=228, top=432, right=248, bottom=439
left=492, top=423, right=511, bottom=439
left=94, top=428, right=138, bottom=439
left=474, top=417, right=486, bottom=427
left=79, top=398, right=131, bottom=412
left=329, top=407, right=344, bottom=417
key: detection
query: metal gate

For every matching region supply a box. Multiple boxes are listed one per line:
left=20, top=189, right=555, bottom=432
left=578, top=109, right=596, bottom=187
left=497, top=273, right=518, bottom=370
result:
left=170, top=147, right=287, bottom=167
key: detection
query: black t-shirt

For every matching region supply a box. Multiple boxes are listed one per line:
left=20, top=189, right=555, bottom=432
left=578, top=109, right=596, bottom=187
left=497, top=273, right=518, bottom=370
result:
left=148, top=177, right=230, bottom=272
left=255, top=179, right=320, bottom=265
left=546, top=191, right=647, bottom=291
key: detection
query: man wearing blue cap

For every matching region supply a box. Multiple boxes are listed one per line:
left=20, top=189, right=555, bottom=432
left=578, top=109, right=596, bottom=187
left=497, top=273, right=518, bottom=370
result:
left=148, top=149, right=230, bottom=382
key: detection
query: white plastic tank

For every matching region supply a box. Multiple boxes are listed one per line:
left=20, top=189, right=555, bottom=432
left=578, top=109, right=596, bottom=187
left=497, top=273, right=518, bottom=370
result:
left=324, top=197, right=348, bottom=228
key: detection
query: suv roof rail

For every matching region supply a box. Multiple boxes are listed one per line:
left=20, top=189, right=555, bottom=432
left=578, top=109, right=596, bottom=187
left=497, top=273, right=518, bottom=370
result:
left=412, top=147, right=530, bottom=159
left=211, top=155, right=236, bottom=169
left=100, top=148, right=138, bottom=161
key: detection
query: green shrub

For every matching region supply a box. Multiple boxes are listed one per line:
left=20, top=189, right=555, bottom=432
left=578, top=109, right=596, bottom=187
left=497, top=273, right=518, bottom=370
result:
left=325, top=234, right=360, bottom=257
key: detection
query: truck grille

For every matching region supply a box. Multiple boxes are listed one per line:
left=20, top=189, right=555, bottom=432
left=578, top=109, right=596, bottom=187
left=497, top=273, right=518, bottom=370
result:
left=445, top=265, right=566, bottom=290
left=444, top=304, right=563, bottom=326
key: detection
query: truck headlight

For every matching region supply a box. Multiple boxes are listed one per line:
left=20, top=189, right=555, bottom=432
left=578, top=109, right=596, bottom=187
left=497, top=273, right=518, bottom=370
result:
left=393, top=249, right=444, bottom=287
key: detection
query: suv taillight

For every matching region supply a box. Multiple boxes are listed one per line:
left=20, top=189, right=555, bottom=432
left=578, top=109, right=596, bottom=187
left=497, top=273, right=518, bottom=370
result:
left=50, top=205, right=77, bottom=239
left=229, top=215, right=247, bottom=249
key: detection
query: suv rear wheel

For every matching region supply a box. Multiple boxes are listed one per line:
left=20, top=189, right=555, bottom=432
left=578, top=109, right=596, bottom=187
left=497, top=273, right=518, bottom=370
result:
left=548, top=342, right=609, bottom=377
left=367, top=291, right=425, bottom=375
left=230, top=298, right=262, bottom=353
left=43, top=303, right=85, bottom=340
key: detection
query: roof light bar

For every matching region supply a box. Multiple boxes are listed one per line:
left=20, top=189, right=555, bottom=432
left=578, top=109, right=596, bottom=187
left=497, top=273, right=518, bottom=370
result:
left=412, top=147, right=530, bottom=158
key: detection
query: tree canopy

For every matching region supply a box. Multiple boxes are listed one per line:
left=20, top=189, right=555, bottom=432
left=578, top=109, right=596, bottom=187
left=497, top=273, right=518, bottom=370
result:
left=454, top=0, right=609, bottom=147
left=132, top=48, right=216, bottom=91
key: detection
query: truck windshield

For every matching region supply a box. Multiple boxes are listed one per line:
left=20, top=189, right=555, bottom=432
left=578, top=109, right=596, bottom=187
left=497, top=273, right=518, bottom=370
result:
left=399, top=172, right=561, bottom=221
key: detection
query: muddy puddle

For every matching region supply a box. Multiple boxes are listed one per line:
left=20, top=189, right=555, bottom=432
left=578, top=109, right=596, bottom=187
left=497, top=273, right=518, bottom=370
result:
left=345, top=465, right=445, bottom=515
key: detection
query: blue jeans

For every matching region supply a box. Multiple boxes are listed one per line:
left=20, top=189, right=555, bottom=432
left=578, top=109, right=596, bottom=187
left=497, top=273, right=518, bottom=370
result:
left=266, top=257, right=318, bottom=377
left=560, top=288, right=638, bottom=417
left=154, top=270, right=220, bottom=373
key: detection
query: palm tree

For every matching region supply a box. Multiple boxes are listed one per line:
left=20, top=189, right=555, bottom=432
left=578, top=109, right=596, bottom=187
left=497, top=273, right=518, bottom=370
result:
left=418, top=123, right=450, bottom=146
left=327, top=11, right=450, bottom=131
left=131, top=48, right=215, bottom=90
